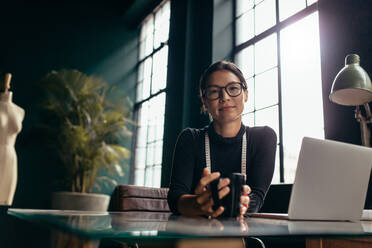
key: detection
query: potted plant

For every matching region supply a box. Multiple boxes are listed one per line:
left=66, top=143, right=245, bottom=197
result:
left=39, top=69, right=132, bottom=211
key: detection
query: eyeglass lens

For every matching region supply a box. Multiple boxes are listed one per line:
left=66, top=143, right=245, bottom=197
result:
left=205, top=82, right=243, bottom=100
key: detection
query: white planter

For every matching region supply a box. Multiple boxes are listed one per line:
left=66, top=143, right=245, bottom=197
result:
left=51, top=192, right=110, bottom=211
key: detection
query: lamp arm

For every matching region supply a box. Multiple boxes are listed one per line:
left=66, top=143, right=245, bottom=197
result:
left=364, top=103, right=372, bottom=121
left=355, top=106, right=371, bottom=147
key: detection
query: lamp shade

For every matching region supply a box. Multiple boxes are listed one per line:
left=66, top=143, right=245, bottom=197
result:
left=329, top=54, right=372, bottom=106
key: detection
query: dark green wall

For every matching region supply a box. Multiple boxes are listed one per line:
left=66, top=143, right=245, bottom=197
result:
left=319, top=0, right=372, bottom=144
left=318, top=0, right=372, bottom=208
left=212, top=0, right=234, bottom=61
left=0, top=2, right=140, bottom=247
left=0, top=1, right=138, bottom=209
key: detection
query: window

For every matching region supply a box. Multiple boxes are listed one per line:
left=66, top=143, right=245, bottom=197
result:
left=133, top=0, right=170, bottom=187
left=235, top=0, right=324, bottom=183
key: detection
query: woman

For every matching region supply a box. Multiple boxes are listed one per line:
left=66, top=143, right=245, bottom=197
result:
left=167, top=61, right=277, bottom=218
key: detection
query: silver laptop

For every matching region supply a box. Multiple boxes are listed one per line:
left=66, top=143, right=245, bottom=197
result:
left=251, top=137, right=372, bottom=221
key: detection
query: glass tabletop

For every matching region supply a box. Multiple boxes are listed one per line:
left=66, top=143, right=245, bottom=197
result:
left=7, top=209, right=372, bottom=240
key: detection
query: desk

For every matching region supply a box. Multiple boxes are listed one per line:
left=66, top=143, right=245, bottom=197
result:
left=7, top=209, right=372, bottom=248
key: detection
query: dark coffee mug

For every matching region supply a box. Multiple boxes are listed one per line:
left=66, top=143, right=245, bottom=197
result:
left=210, top=173, right=246, bottom=217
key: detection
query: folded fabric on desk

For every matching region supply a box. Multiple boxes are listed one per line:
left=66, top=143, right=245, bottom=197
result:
left=113, top=185, right=170, bottom=212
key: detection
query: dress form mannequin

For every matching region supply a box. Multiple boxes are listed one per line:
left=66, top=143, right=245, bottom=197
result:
left=0, top=73, right=24, bottom=206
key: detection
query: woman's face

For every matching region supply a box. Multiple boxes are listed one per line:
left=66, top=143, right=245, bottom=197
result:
left=202, top=69, right=248, bottom=124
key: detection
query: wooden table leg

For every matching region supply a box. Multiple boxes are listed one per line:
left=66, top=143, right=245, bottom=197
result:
left=306, top=238, right=323, bottom=248
left=176, top=238, right=245, bottom=248
left=307, top=237, right=372, bottom=248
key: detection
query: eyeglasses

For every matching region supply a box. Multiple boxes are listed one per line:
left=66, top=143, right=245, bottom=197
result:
left=203, top=82, right=245, bottom=100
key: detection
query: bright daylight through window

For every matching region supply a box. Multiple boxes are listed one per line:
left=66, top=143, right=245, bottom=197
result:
left=235, top=0, right=324, bottom=183
left=133, top=0, right=170, bottom=187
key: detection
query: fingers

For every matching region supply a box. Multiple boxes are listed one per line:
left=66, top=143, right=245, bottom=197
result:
left=218, top=184, right=230, bottom=200
left=211, top=207, right=225, bottom=218
left=218, top=178, right=230, bottom=190
left=196, top=177, right=230, bottom=204
left=202, top=168, right=210, bottom=177
left=196, top=185, right=230, bottom=213
left=194, top=171, right=220, bottom=195
left=196, top=191, right=211, bottom=206
left=200, top=172, right=220, bottom=188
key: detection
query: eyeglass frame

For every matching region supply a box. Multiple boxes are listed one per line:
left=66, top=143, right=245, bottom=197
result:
left=202, top=82, right=247, bottom=100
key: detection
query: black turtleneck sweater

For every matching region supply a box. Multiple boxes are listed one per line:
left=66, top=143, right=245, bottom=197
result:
left=167, top=123, right=277, bottom=214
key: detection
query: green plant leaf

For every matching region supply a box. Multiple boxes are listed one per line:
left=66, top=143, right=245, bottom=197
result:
left=38, top=69, right=133, bottom=193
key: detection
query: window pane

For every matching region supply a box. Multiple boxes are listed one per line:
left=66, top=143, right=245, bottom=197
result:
left=156, top=115, right=164, bottom=141
left=255, top=68, right=278, bottom=109
left=142, top=58, right=152, bottom=100
left=139, top=41, right=146, bottom=60
left=279, top=0, right=306, bottom=21
left=139, top=101, right=149, bottom=126
left=254, top=33, right=277, bottom=74
left=134, top=169, right=144, bottom=186
left=154, top=141, right=163, bottom=165
left=236, top=0, right=254, bottom=17
left=154, top=5, right=164, bottom=48
left=155, top=93, right=166, bottom=140
left=283, top=144, right=299, bottom=183
left=137, top=62, right=145, bottom=82
left=140, top=23, right=147, bottom=42
left=147, top=101, right=157, bottom=143
left=136, top=63, right=145, bottom=102
left=307, top=0, right=317, bottom=6
left=163, top=2, right=171, bottom=36
left=136, top=102, right=149, bottom=145
left=136, top=125, right=147, bottom=148
left=235, top=45, right=254, bottom=78
left=144, top=16, right=154, bottom=58
left=135, top=1, right=169, bottom=188
left=242, top=112, right=254, bottom=127
left=255, top=0, right=276, bottom=35
left=154, top=115, right=163, bottom=141
left=163, top=1, right=171, bottom=20
left=255, top=105, right=279, bottom=139
left=244, top=77, right=254, bottom=113
left=280, top=12, right=324, bottom=183
left=146, top=143, right=155, bottom=166
left=271, top=145, right=280, bottom=184
left=134, top=147, right=146, bottom=169
left=139, top=18, right=152, bottom=60
left=235, top=10, right=254, bottom=46
left=136, top=81, right=143, bottom=103
left=154, top=3, right=170, bottom=49
left=153, top=165, right=162, bottom=188
left=145, top=167, right=153, bottom=187
left=152, top=46, right=169, bottom=93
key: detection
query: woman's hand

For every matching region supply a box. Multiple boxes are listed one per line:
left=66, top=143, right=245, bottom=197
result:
left=238, top=185, right=251, bottom=219
left=193, top=168, right=230, bottom=218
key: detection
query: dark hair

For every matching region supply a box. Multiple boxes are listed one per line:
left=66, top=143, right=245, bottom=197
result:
left=199, top=60, right=247, bottom=99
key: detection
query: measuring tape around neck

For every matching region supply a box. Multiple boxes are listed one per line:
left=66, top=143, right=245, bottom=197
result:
left=204, top=131, right=247, bottom=175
